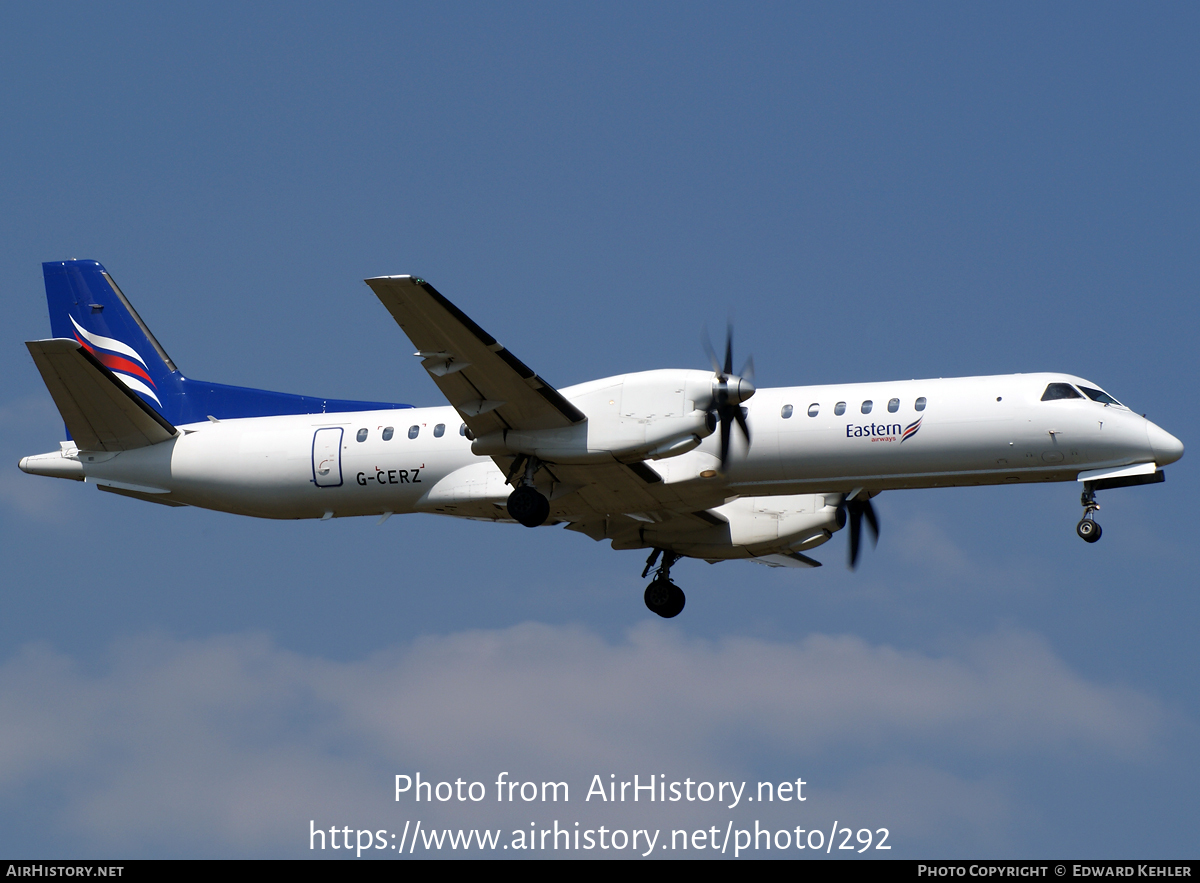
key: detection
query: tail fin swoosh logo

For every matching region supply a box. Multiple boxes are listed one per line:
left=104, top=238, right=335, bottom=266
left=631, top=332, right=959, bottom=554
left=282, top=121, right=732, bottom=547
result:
left=69, top=315, right=162, bottom=407
left=69, top=315, right=148, bottom=368
left=901, top=416, right=922, bottom=443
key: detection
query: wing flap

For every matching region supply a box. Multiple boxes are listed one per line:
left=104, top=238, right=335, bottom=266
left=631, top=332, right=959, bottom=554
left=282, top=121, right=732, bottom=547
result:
left=365, top=276, right=584, bottom=436
left=750, top=552, right=823, bottom=568
left=26, top=339, right=177, bottom=451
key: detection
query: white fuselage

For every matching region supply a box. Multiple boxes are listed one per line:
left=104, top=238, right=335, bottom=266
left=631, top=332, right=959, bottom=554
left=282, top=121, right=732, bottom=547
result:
left=21, top=371, right=1182, bottom=551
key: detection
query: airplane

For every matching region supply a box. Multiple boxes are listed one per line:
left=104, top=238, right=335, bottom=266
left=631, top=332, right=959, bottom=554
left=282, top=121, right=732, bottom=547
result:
left=19, top=260, right=1184, bottom=618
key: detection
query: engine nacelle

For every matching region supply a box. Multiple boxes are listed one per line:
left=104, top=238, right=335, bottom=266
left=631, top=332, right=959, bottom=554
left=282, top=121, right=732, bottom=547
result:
left=710, top=495, right=842, bottom=551
left=471, top=369, right=717, bottom=464
left=615, top=494, right=843, bottom=559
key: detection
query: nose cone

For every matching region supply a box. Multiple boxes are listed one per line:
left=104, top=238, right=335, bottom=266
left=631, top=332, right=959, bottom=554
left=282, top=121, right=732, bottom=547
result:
left=1147, top=421, right=1184, bottom=466
left=734, top=377, right=756, bottom=404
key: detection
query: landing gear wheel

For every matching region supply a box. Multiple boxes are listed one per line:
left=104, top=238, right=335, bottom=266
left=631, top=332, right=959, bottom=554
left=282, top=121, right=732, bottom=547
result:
left=507, top=485, right=550, bottom=527
left=644, top=579, right=685, bottom=618
left=1077, top=485, right=1102, bottom=543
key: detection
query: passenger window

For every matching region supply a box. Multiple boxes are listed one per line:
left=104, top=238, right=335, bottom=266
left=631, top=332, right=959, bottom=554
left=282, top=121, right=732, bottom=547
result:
left=382, top=426, right=394, bottom=441
left=1078, top=385, right=1123, bottom=406
left=408, top=425, right=420, bottom=439
left=834, top=401, right=846, bottom=416
left=888, top=398, right=899, bottom=413
left=459, top=423, right=467, bottom=436
left=356, top=428, right=368, bottom=443
left=1041, top=383, right=1084, bottom=401
left=915, top=397, right=927, bottom=411
left=781, top=404, right=793, bottom=419
left=807, top=403, right=819, bottom=417
left=434, top=423, right=446, bottom=437
left=861, top=400, right=873, bottom=414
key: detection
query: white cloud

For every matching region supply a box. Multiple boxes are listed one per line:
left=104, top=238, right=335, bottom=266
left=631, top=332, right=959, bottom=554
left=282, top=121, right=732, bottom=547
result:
left=0, top=624, right=1165, bottom=856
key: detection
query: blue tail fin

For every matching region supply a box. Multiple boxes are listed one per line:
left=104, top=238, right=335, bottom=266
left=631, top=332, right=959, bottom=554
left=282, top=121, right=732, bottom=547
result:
left=43, top=260, right=411, bottom=425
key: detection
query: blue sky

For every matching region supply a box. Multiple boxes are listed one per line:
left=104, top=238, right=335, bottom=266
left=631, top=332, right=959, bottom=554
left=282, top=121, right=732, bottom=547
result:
left=1, top=3, right=1197, bottom=858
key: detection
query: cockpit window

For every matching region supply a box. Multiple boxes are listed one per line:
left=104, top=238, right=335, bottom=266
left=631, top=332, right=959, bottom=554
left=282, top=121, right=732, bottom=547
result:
left=1041, top=383, right=1084, bottom=401
left=1078, top=385, right=1123, bottom=406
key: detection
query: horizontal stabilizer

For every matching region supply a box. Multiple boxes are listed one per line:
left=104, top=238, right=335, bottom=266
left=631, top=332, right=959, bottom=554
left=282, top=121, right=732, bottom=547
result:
left=26, top=339, right=178, bottom=451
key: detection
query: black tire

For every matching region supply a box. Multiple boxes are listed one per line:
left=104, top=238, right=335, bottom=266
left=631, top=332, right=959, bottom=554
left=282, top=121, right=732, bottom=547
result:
left=663, top=583, right=686, bottom=618
left=645, top=579, right=685, bottom=618
left=1076, top=519, right=1101, bottom=542
left=529, top=492, right=550, bottom=526
left=507, top=486, right=549, bottom=527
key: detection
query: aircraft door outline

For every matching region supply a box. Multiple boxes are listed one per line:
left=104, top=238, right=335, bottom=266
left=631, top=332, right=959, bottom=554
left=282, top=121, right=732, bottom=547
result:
left=312, top=427, right=344, bottom=487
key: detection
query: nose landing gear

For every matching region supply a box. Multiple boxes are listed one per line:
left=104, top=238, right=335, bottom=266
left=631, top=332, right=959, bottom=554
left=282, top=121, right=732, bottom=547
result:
left=641, top=549, right=685, bottom=618
left=1076, top=487, right=1102, bottom=543
left=1071, top=468, right=1165, bottom=544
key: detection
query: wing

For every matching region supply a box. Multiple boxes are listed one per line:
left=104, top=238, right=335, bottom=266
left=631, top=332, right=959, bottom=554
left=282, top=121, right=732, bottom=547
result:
left=551, top=459, right=730, bottom=542
left=367, top=276, right=735, bottom=537
left=364, top=275, right=584, bottom=436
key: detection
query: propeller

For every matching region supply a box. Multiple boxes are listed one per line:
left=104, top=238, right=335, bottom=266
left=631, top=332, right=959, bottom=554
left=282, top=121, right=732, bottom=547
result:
left=703, top=325, right=756, bottom=471
left=839, top=492, right=880, bottom=570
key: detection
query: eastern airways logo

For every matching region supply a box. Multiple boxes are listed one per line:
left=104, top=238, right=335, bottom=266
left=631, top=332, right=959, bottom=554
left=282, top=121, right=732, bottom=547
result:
left=69, top=315, right=162, bottom=407
left=901, top=416, right=922, bottom=442
left=845, top=415, right=922, bottom=443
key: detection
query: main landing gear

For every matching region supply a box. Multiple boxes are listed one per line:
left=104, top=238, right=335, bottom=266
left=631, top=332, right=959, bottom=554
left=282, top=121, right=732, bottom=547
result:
left=1076, top=487, right=1102, bottom=543
left=641, top=549, right=685, bottom=618
left=506, top=455, right=550, bottom=528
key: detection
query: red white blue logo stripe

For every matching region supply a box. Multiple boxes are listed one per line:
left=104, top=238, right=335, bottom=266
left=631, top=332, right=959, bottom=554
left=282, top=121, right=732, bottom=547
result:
left=69, top=315, right=162, bottom=407
left=900, top=416, right=922, bottom=443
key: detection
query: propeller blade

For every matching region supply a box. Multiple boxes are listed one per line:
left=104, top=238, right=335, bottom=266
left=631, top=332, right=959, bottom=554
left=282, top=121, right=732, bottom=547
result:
left=842, top=496, right=881, bottom=569
left=702, top=322, right=755, bottom=472
left=847, top=503, right=862, bottom=569
left=740, top=354, right=755, bottom=387
left=719, top=409, right=734, bottom=470
left=703, top=328, right=723, bottom=377
left=734, top=405, right=751, bottom=445
left=862, top=499, right=880, bottom=544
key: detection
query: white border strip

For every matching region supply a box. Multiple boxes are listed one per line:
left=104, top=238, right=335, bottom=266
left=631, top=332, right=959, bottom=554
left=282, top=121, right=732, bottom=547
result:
left=113, top=372, right=163, bottom=407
